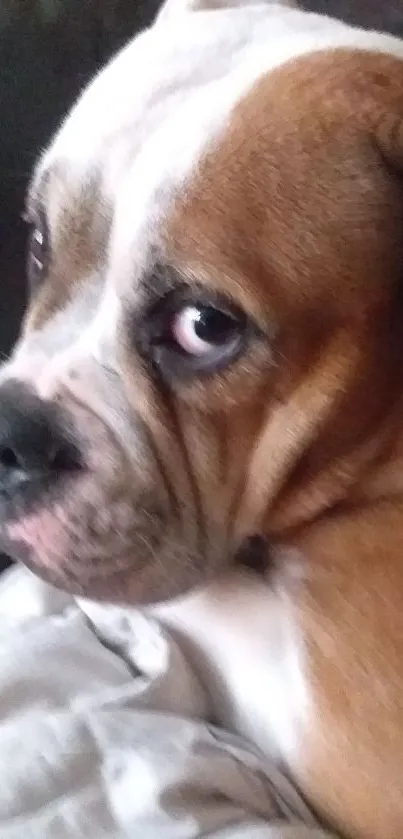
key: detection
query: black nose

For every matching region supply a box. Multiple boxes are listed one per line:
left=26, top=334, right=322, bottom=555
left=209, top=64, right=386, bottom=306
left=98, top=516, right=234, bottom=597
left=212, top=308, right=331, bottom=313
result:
left=0, top=381, right=81, bottom=491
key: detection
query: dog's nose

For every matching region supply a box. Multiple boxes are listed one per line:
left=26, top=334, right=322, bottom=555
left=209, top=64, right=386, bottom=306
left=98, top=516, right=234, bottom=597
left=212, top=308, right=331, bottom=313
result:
left=0, top=381, right=81, bottom=490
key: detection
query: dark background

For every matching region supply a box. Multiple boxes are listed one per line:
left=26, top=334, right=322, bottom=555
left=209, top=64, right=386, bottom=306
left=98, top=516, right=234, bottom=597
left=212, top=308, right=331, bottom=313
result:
left=1, top=0, right=403, bottom=572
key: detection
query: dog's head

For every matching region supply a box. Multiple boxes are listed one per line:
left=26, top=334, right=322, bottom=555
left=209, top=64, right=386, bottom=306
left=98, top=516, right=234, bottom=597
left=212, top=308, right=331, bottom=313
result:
left=2, top=0, right=403, bottom=604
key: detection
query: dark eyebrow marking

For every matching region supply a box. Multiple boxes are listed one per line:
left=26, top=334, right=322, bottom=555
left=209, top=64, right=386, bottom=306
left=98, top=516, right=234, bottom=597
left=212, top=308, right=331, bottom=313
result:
left=134, top=261, right=191, bottom=312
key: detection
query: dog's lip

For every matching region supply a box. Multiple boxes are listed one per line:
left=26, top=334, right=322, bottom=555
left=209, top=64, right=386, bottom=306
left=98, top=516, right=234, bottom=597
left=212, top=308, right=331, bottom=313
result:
left=0, top=469, right=167, bottom=580
left=0, top=510, right=167, bottom=604
left=0, top=511, right=159, bottom=599
left=0, top=466, right=84, bottom=526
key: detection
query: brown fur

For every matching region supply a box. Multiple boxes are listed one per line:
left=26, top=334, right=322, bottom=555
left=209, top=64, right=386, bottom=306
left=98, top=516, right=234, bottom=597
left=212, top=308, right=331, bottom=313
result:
left=164, top=50, right=403, bottom=838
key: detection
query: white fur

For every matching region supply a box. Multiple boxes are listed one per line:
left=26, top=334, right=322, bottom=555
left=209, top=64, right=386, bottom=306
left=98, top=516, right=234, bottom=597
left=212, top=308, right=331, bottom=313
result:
left=15, top=0, right=403, bottom=764
left=154, top=567, right=309, bottom=763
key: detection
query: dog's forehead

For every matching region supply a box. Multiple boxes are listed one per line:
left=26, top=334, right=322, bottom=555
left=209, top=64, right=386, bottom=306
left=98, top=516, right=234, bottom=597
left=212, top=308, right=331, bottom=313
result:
left=30, top=6, right=403, bottom=266
left=164, top=48, right=403, bottom=327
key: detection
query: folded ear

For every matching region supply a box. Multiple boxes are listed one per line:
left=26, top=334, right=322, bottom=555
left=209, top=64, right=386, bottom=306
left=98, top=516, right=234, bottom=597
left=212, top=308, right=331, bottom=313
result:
left=157, top=0, right=297, bottom=23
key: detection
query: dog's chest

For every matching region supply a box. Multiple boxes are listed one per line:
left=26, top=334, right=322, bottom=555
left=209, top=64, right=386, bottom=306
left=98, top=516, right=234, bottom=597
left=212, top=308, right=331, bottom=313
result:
left=156, top=569, right=309, bottom=763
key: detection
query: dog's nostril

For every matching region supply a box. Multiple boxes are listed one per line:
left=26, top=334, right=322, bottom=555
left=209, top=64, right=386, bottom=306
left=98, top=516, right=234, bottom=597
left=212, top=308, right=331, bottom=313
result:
left=0, top=437, right=82, bottom=482
left=0, top=447, right=20, bottom=471
left=0, top=381, right=83, bottom=487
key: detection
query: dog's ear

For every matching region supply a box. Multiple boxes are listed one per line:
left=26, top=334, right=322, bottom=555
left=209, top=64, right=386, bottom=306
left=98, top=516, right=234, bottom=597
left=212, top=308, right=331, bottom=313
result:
left=157, top=0, right=296, bottom=23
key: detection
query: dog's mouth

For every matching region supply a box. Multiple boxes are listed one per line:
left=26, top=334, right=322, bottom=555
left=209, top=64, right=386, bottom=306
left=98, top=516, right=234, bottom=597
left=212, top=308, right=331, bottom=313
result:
left=0, top=466, right=170, bottom=601
left=0, top=469, right=88, bottom=589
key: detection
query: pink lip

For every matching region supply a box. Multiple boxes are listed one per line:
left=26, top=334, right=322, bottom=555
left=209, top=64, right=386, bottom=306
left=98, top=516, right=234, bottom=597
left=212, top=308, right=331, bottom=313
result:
left=6, top=505, right=67, bottom=568
left=0, top=465, right=83, bottom=568
left=1, top=504, right=95, bottom=596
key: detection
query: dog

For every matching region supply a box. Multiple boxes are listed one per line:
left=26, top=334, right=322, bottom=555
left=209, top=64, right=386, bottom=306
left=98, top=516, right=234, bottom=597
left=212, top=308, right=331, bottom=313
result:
left=2, top=0, right=403, bottom=836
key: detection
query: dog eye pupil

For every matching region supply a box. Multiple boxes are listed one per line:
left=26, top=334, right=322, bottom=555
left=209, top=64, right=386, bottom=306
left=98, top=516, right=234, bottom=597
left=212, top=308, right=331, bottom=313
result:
left=194, top=307, right=236, bottom=343
left=171, top=304, right=239, bottom=357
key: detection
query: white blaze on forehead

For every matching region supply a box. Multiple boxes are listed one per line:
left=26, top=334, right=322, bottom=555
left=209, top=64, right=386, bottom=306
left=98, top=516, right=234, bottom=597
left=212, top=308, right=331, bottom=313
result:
left=79, top=282, right=122, bottom=366
left=33, top=2, right=403, bottom=257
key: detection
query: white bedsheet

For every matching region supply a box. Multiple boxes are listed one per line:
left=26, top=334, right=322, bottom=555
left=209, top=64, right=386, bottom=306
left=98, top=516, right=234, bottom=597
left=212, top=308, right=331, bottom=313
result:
left=0, top=565, right=334, bottom=838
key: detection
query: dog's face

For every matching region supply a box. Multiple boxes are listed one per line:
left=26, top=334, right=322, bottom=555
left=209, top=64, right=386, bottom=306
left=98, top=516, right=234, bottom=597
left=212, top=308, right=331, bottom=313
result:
left=2, top=10, right=403, bottom=605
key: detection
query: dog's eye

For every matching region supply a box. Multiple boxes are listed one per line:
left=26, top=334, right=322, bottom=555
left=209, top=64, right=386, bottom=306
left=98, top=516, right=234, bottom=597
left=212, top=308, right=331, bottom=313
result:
left=26, top=209, right=49, bottom=293
left=144, top=294, right=249, bottom=378
left=171, top=305, right=240, bottom=357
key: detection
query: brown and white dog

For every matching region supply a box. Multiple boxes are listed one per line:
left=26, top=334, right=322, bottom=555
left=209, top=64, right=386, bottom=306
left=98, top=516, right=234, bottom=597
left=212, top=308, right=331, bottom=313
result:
left=3, top=0, right=403, bottom=836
